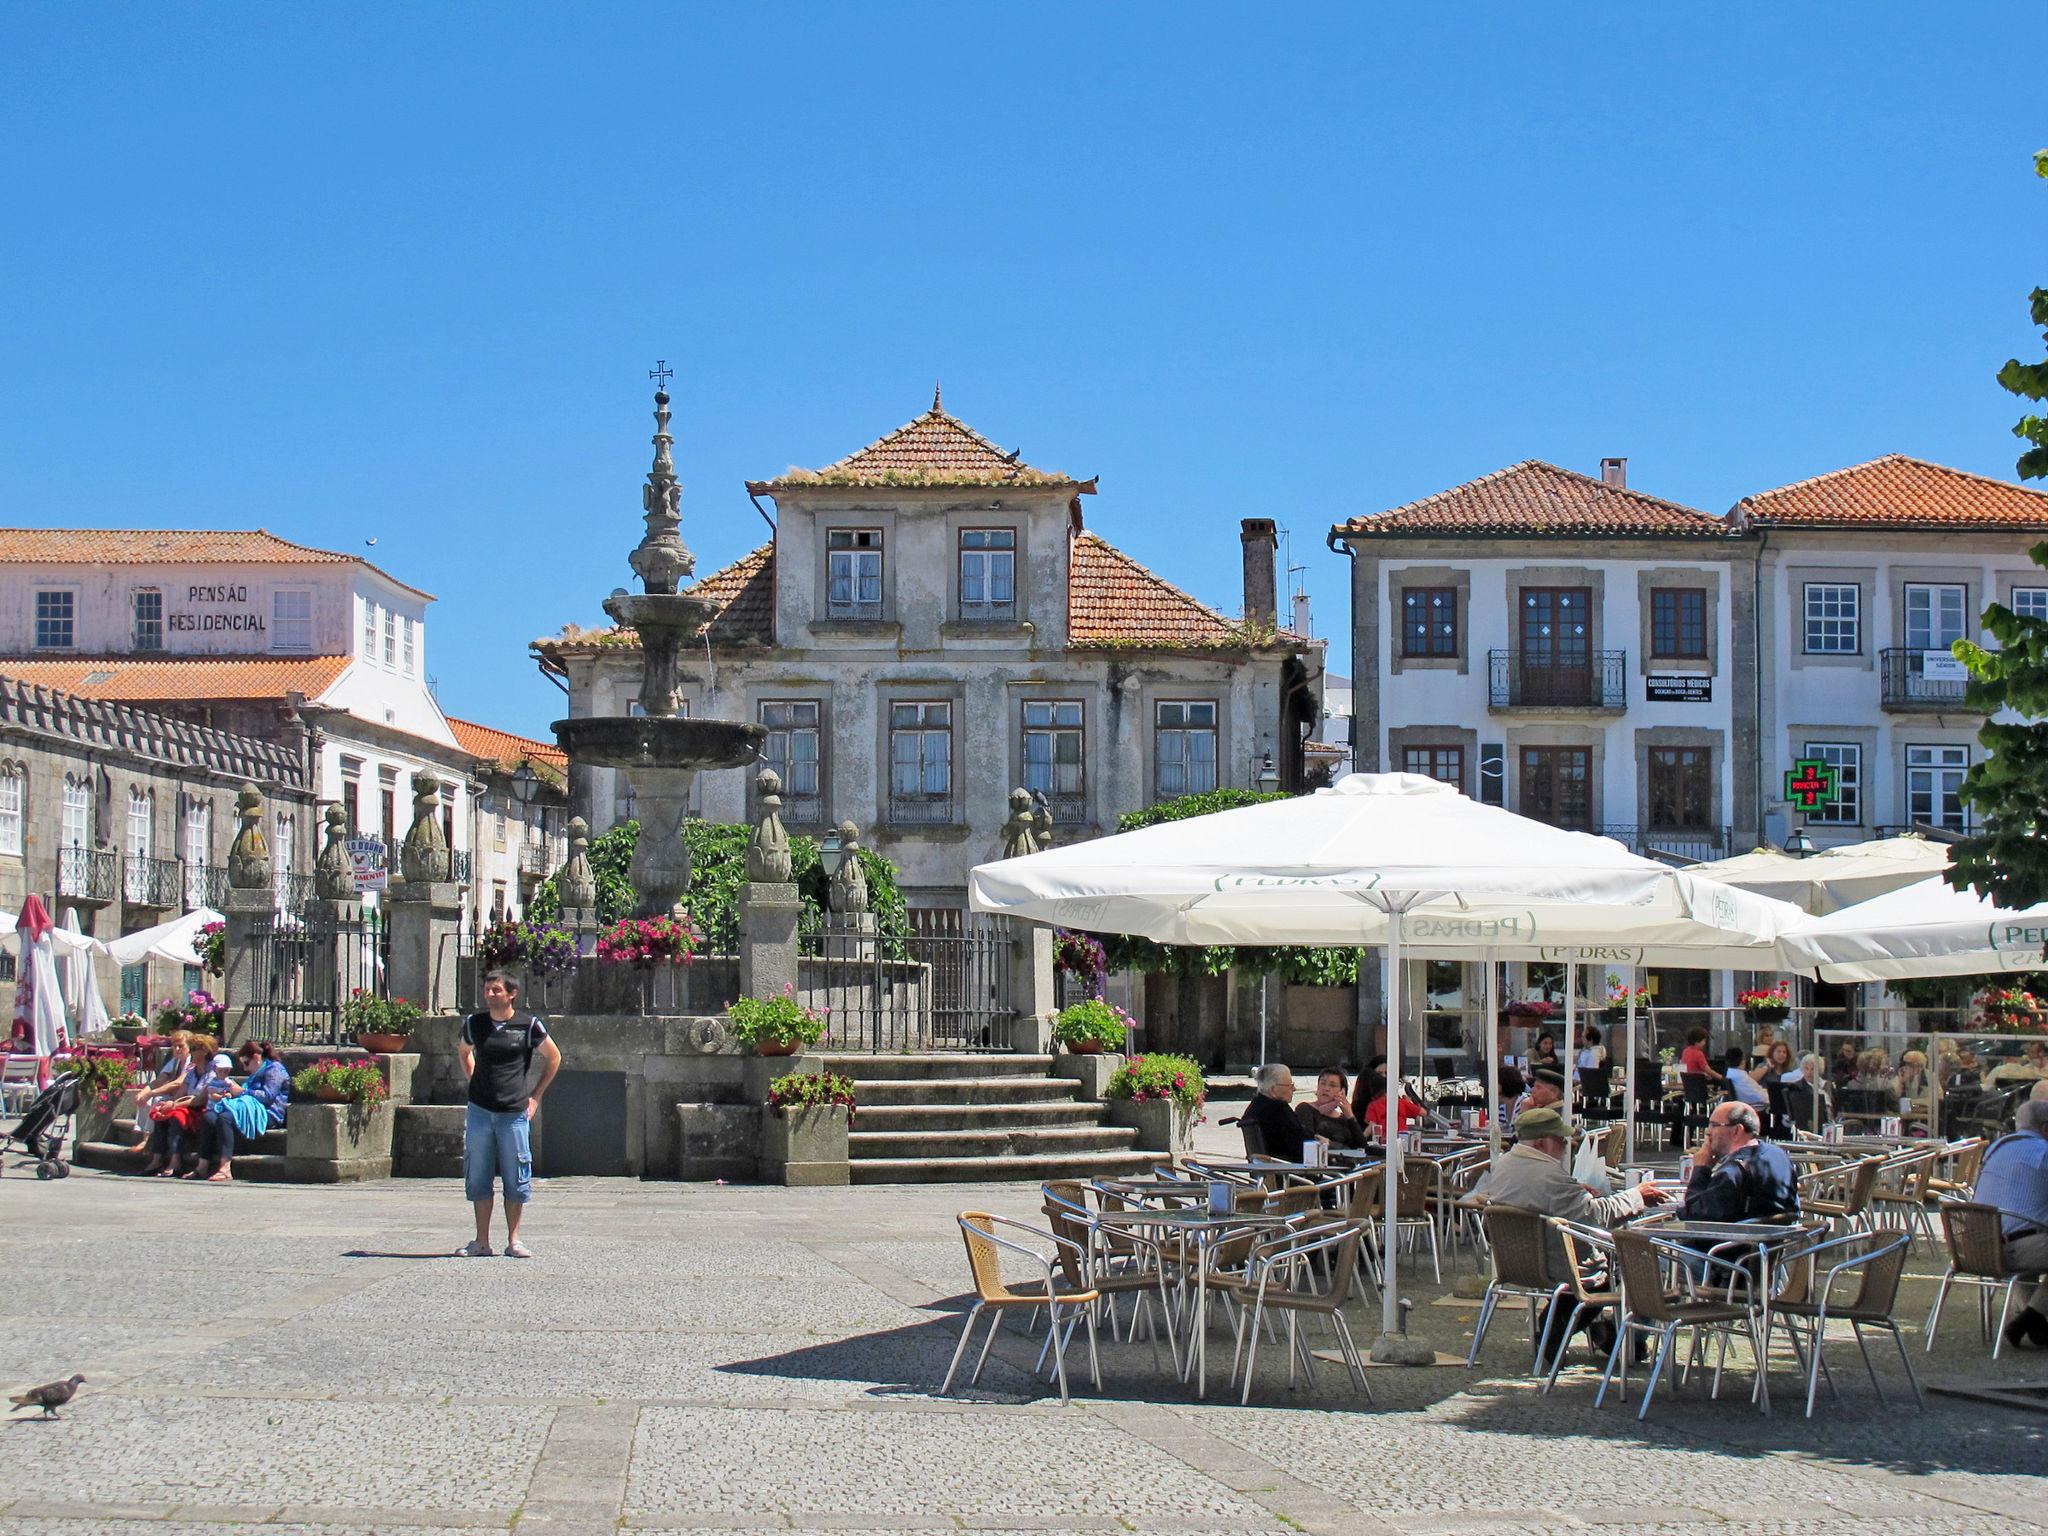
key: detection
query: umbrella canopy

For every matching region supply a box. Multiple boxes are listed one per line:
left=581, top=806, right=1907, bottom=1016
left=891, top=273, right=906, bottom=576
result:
left=0, top=908, right=100, bottom=954
left=1684, top=835, right=1950, bottom=917
left=10, top=894, right=69, bottom=1071
left=1781, top=874, right=2048, bottom=983
left=61, top=907, right=111, bottom=1037
left=104, top=907, right=223, bottom=970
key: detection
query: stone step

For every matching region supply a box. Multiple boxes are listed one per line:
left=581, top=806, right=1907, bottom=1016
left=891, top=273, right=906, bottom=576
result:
left=854, top=1076, right=1081, bottom=1107
left=847, top=1149, right=1157, bottom=1185
left=852, top=1101, right=1105, bottom=1133
left=848, top=1125, right=1140, bottom=1160
left=813, top=1054, right=1059, bottom=1081
left=72, top=1141, right=290, bottom=1181
left=97, top=1119, right=289, bottom=1157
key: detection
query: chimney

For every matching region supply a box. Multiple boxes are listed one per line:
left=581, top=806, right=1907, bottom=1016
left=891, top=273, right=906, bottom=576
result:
left=1291, top=590, right=1313, bottom=639
left=1599, top=457, right=1627, bottom=489
left=1240, top=518, right=1278, bottom=630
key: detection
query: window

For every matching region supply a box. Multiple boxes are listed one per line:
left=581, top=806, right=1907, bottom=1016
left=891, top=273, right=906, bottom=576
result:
left=1650, top=588, right=1707, bottom=660
left=2012, top=587, right=2048, bottom=623
left=362, top=599, right=378, bottom=657
left=273, top=808, right=295, bottom=913
left=959, top=529, right=1016, bottom=621
left=1154, top=701, right=1219, bottom=798
left=34, top=590, right=74, bottom=650
left=1803, top=583, right=1859, bottom=654
left=1400, top=588, right=1458, bottom=658
left=340, top=758, right=363, bottom=833
left=1646, top=746, right=1713, bottom=828
left=132, top=588, right=164, bottom=651
left=1905, top=583, right=1968, bottom=653
left=1801, top=742, right=1862, bottom=827
left=183, top=799, right=211, bottom=909
left=1023, top=700, right=1085, bottom=820
left=827, top=528, right=884, bottom=619
left=888, top=701, right=953, bottom=820
left=493, top=798, right=507, bottom=850
left=379, top=767, right=398, bottom=848
left=0, top=767, right=20, bottom=856
left=402, top=616, right=417, bottom=675
left=759, top=700, right=822, bottom=820
left=1401, top=744, right=1464, bottom=791
left=1906, top=745, right=1970, bottom=831
left=1520, top=746, right=1591, bottom=831
left=382, top=608, right=397, bottom=666
left=62, top=775, right=90, bottom=849
left=272, top=588, right=313, bottom=652
left=124, top=787, right=153, bottom=901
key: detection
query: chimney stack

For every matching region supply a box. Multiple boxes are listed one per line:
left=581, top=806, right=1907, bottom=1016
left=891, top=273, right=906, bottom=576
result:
left=1599, top=457, right=1627, bottom=489
left=1240, top=519, right=1278, bottom=630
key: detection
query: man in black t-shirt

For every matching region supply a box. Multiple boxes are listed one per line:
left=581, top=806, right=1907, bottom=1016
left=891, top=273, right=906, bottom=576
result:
left=456, top=968, right=563, bottom=1258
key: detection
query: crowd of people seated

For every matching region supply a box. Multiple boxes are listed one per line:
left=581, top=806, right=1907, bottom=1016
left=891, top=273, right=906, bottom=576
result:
left=134, top=1032, right=290, bottom=1182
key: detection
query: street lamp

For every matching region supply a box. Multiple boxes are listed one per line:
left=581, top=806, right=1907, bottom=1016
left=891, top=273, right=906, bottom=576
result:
left=1785, top=825, right=1816, bottom=858
left=817, top=825, right=844, bottom=878
left=508, top=761, right=541, bottom=810
left=1256, top=752, right=1280, bottom=793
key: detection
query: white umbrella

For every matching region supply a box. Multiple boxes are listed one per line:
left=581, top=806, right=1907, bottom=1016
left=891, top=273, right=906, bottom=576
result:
left=10, top=895, right=70, bottom=1083
left=61, top=907, right=111, bottom=1038
left=0, top=909, right=99, bottom=954
left=1781, top=874, right=2048, bottom=983
left=970, top=772, right=1801, bottom=1343
left=1685, top=835, right=1950, bottom=917
left=104, top=907, right=223, bottom=970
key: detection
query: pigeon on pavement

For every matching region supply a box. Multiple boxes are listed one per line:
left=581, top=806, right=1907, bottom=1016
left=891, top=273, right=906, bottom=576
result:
left=9, top=1375, right=84, bottom=1420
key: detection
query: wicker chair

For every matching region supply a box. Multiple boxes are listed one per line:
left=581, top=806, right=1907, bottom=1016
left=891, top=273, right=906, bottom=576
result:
left=1225, top=1219, right=1375, bottom=1404
left=1926, top=1198, right=2041, bottom=1360
left=1769, top=1228, right=1921, bottom=1418
left=1868, top=1147, right=1940, bottom=1249
left=1361, top=1160, right=1441, bottom=1283
left=1468, top=1204, right=1557, bottom=1369
left=1799, top=1154, right=1883, bottom=1234
left=1596, top=1229, right=1762, bottom=1421
left=1927, top=1137, right=1986, bottom=1199
left=1040, top=1182, right=1179, bottom=1371
left=1539, top=1221, right=1620, bottom=1394
left=940, top=1212, right=1100, bottom=1404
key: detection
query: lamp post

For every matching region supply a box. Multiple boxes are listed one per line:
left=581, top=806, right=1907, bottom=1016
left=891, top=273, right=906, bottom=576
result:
left=1256, top=752, right=1280, bottom=793
left=1785, top=825, right=1815, bottom=858
left=817, top=826, right=844, bottom=879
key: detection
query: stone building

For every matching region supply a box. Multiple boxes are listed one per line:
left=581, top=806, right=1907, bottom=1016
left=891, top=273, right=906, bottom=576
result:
left=536, top=389, right=1321, bottom=913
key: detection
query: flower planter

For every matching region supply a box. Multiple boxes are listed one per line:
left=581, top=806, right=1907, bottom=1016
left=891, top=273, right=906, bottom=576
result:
left=758, top=1103, right=850, bottom=1186
left=109, top=1025, right=146, bottom=1045
left=313, top=1087, right=350, bottom=1104
left=1742, top=1009, right=1789, bottom=1026
left=754, top=1039, right=802, bottom=1057
left=354, top=1033, right=413, bottom=1055
left=1107, top=1096, right=1195, bottom=1154
left=1065, top=1039, right=1103, bottom=1056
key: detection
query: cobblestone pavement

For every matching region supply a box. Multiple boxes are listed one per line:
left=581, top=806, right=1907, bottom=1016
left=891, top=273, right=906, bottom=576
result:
left=1, top=1168, right=2044, bottom=1536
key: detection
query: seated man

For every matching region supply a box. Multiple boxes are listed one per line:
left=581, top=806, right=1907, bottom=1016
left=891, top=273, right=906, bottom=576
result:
left=1673, top=1102, right=1798, bottom=1222
left=1510, top=1067, right=1564, bottom=1123
left=1975, top=1098, right=2048, bottom=1350
left=1722, top=1047, right=1771, bottom=1115
left=1240, top=1063, right=1311, bottom=1161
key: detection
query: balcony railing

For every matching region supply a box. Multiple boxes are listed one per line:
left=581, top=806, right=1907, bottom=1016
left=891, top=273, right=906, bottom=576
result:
left=122, top=853, right=184, bottom=909
left=1880, top=647, right=1973, bottom=710
left=451, top=849, right=473, bottom=885
left=1488, top=650, right=1627, bottom=710
left=1600, top=824, right=1731, bottom=867
left=887, top=794, right=957, bottom=827
left=517, top=841, right=551, bottom=877
left=58, top=846, right=118, bottom=905
left=1034, top=791, right=1089, bottom=826
left=183, top=862, right=229, bottom=912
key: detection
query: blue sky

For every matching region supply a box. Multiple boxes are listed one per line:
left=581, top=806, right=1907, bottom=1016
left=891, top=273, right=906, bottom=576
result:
left=4, top=4, right=2042, bottom=737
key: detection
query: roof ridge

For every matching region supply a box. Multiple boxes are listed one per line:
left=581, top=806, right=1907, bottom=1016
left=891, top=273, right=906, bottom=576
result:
left=1346, top=459, right=1728, bottom=537
left=822, top=403, right=1018, bottom=473
left=1736, top=452, right=2048, bottom=525
left=1075, top=531, right=1234, bottom=628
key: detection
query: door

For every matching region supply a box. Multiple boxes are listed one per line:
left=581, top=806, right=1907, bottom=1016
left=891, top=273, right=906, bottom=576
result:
left=1520, top=747, right=1592, bottom=831
left=1519, top=588, right=1591, bottom=705
left=1904, top=583, right=1968, bottom=699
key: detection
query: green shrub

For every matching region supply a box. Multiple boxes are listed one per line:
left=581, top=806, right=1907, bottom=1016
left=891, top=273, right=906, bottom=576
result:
left=730, top=986, right=829, bottom=1049
left=766, top=1069, right=856, bottom=1116
left=1052, top=998, right=1131, bottom=1048
left=1105, top=1053, right=1206, bottom=1112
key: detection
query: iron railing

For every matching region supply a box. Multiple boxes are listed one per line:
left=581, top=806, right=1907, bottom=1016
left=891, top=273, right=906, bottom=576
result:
left=123, top=853, right=183, bottom=909
left=246, top=909, right=389, bottom=1046
left=802, top=909, right=1009, bottom=1051
left=274, top=871, right=318, bottom=914
left=1879, top=647, right=1972, bottom=710
left=183, top=862, right=229, bottom=912
left=451, top=849, right=474, bottom=884
left=57, top=846, right=118, bottom=905
left=1600, top=824, right=1731, bottom=866
left=1034, top=791, right=1088, bottom=826
left=886, top=795, right=956, bottom=827
left=517, top=841, right=551, bottom=877
left=1488, top=649, right=1627, bottom=710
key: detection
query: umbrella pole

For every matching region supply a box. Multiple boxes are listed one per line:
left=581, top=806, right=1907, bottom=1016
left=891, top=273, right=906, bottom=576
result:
left=1382, top=915, right=1404, bottom=1340
left=1485, top=948, right=1502, bottom=1162
left=1625, top=968, right=1639, bottom=1166
left=1563, top=961, right=1576, bottom=1126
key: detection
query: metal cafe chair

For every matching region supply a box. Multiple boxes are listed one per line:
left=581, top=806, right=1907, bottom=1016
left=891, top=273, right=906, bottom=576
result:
left=1767, top=1228, right=1922, bottom=1419
left=1596, top=1230, right=1763, bottom=1421
left=940, top=1212, right=1100, bottom=1405
left=1468, top=1204, right=1557, bottom=1371
left=1540, top=1220, right=1621, bottom=1395
left=1926, top=1198, right=2043, bottom=1360
left=1225, top=1219, right=1375, bottom=1405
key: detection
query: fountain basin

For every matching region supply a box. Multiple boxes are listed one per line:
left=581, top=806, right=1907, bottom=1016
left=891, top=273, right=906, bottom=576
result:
left=553, top=716, right=765, bottom=773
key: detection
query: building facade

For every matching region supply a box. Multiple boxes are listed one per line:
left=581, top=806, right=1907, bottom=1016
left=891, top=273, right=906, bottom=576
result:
left=537, top=391, right=1320, bottom=911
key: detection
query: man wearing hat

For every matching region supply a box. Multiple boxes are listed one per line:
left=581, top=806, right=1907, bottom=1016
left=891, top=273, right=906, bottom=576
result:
left=1509, top=1067, right=1566, bottom=1125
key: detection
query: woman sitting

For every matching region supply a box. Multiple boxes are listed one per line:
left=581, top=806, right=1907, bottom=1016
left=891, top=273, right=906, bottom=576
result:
left=128, top=1031, right=193, bottom=1153
left=140, top=1033, right=216, bottom=1177
left=194, top=1041, right=291, bottom=1183
left=1353, top=1056, right=1425, bottom=1138
left=1528, top=1032, right=1561, bottom=1072
left=1895, top=1049, right=1933, bottom=1128
left=1295, top=1067, right=1366, bottom=1150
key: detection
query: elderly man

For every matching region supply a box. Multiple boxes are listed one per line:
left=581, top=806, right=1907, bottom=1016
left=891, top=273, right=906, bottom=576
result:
left=1240, top=1063, right=1313, bottom=1160
left=1977, top=1098, right=2048, bottom=1350
left=1671, top=1101, right=1798, bottom=1222
left=1509, top=1068, right=1564, bottom=1127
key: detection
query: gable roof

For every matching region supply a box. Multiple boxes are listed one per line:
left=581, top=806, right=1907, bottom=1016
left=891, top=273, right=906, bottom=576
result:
left=0, top=528, right=434, bottom=598
left=0, top=654, right=354, bottom=703
left=447, top=716, right=568, bottom=787
left=1734, top=454, right=2048, bottom=530
left=1338, top=460, right=1732, bottom=540
left=747, top=390, right=1095, bottom=493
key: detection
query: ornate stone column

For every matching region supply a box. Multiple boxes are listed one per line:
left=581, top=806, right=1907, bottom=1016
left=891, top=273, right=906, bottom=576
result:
left=826, top=817, right=877, bottom=962
left=738, top=770, right=801, bottom=1002
left=387, top=773, right=465, bottom=1014
left=555, top=815, right=600, bottom=953
left=218, top=783, right=275, bottom=1043
left=1001, top=787, right=1058, bottom=1054
left=305, top=803, right=363, bottom=1025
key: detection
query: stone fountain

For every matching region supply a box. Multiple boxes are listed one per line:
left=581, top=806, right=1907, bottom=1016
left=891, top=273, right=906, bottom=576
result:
left=552, top=384, right=765, bottom=920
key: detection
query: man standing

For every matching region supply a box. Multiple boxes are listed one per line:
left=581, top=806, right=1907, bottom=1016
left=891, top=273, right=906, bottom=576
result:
left=1673, top=1102, right=1798, bottom=1222
left=1975, top=1099, right=2048, bottom=1350
left=457, top=968, right=562, bottom=1258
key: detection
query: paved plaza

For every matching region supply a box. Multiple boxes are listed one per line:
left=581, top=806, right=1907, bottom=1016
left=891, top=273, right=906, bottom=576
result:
left=1, top=1165, right=2044, bottom=1536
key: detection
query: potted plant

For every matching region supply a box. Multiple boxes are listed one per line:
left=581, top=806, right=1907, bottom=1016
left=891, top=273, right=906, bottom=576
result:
left=290, top=1057, right=388, bottom=1106
left=1605, top=977, right=1651, bottom=1011
left=1103, top=1052, right=1205, bottom=1152
left=59, top=1052, right=136, bottom=1144
left=341, top=990, right=423, bottom=1054
left=596, top=914, right=697, bottom=966
left=1052, top=998, right=1131, bottom=1055
left=760, top=1069, right=855, bottom=1184
left=196, top=919, right=227, bottom=977
left=1737, top=983, right=1791, bottom=1024
left=1974, top=984, right=2043, bottom=1033
left=1505, top=999, right=1556, bottom=1022
left=477, top=916, right=579, bottom=977
left=730, top=984, right=829, bottom=1056
left=108, top=1011, right=149, bottom=1044
left=1052, top=928, right=1108, bottom=1000
left=152, top=989, right=226, bottom=1036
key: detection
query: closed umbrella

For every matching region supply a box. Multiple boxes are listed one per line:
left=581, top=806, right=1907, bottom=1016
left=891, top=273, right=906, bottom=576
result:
left=61, top=907, right=110, bottom=1038
left=970, top=772, right=1801, bottom=1347
left=104, top=907, right=223, bottom=970
left=10, top=895, right=70, bottom=1085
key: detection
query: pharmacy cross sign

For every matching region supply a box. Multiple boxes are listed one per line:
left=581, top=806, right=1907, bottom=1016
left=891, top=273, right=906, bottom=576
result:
left=1784, top=757, right=1840, bottom=812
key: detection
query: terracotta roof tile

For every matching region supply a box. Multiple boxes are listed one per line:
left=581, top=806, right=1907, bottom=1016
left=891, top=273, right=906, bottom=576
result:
left=1340, top=461, right=1732, bottom=539
left=1735, top=454, right=2048, bottom=529
left=1068, top=532, right=1250, bottom=648
left=535, top=544, right=774, bottom=659
left=0, top=654, right=353, bottom=702
left=749, top=391, right=1094, bottom=492
left=0, top=528, right=433, bottom=597
left=447, top=716, right=568, bottom=786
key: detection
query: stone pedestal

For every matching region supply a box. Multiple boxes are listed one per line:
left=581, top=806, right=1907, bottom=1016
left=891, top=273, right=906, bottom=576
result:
left=1009, top=920, right=1057, bottom=1053
left=388, top=883, right=465, bottom=1014
left=738, top=881, right=800, bottom=1000
left=219, top=885, right=277, bottom=1043
left=1106, top=1096, right=1195, bottom=1155
left=285, top=1102, right=394, bottom=1182
left=758, top=1104, right=850, bottom=1185
left=1053, top=1051, right=1124, bottom=1101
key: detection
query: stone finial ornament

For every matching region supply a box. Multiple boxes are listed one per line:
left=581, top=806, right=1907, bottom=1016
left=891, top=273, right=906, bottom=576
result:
left=828, top=818, right=870, bottom=915
left=628, top=386, right=694, bottom=596
left=227, top=782, right=271, bottom=889
left=1001, top=786, right=1041, bottom=859
left=399, top=773, right=452, bottom=884
left=558, top=816, right=598, bottom=912
left=747, top=768, right=792, bottom=884
left=313, top=803, right=354, bottom=900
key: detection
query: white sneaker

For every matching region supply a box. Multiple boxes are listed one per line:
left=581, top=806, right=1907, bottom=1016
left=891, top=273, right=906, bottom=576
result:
left=456, top=1239, right=492, bottom=1257
left=504, top=1240, right=534, bottom=1259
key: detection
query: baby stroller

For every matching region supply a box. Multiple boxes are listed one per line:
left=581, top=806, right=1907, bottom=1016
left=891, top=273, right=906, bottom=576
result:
left=5, top=1074, right=80, bottom=1178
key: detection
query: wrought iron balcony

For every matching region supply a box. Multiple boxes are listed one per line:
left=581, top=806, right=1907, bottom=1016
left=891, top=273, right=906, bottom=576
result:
left=1879, top=647, right=1974, bottom=711
left=517, top=840, right=550, bottom=877
left=887, top=794, right=957, bottom=827
left=122, top=853, right=184, bottom=909
left=57, top=846, right=118, bottom=906
left=1035, top=791, right=1089, bottom=826
left=1488, top=650, right=1627, bottom=711
left=182, top=862, right=229, bottom=912
left=1600, top=824, right=1731, bottom=867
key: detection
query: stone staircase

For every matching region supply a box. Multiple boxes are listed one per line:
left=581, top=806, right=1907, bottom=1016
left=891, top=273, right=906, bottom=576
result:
left=815, top=1053, right=1155, bottom=1185
left=75, top=1113, right=293, bottom=1181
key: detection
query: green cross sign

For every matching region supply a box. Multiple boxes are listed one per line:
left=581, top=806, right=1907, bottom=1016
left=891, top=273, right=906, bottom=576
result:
left=1784, top=758, right=1840, bottom=811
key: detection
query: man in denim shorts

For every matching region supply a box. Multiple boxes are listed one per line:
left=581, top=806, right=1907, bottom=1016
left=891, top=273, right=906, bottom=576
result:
left=456, top=968, right=562, bottom=1258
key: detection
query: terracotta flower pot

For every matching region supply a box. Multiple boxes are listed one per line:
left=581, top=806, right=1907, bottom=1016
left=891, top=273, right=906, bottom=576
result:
left=313, top=1086, right=349, bottom=1104
left=755, top=1039, right=801, bottom=1057
left=1066, top=1039, right=1102, bottom=1056
left=355, top=1033, right=412, bottom=1055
